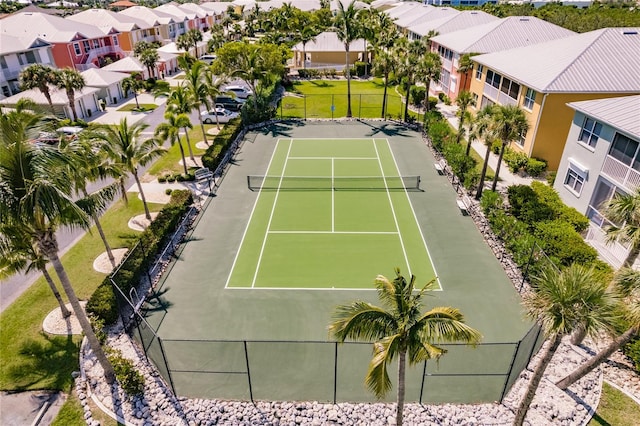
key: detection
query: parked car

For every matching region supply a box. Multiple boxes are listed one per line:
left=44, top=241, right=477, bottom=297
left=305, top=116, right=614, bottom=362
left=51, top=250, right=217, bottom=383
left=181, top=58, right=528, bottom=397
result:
left=33, top=126, right=83, bottom=145
left=223, top=85, right=253, bottom=99
left=199, top=54, right=216, bottom=65
left=213, top=96, right=244, bottom=112
left=200, top=107, right=239, bottom=124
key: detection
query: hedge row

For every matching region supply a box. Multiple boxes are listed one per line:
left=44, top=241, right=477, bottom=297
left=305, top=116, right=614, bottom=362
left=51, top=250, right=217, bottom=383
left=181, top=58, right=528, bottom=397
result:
left=201, top=118, right=243, bottom=171
left=87, top=190, right=194, bottom=324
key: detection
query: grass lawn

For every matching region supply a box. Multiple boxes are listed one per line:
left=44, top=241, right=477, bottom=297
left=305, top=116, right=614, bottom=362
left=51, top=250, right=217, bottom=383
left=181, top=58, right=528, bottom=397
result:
left=281, top=79, right=417, bottom=120
left=52, top=387, right=121, bottom=426
left=116, top=104, right=158, bottom=112
left=589, top=382, right=640, bottom=426
left=146, top=124, right=211, bottom=177
left=0, top=195, right=162, bottom=391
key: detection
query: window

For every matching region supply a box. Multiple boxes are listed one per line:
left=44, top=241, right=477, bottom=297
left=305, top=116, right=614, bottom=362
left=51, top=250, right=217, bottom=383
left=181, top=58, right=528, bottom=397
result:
left=564, top=165, right=586, bottom=195
left=578, top=117, right=602, bottom=148
left=25, top=51, right=36, bottom=64
left=486, top=69, right=500, bottom=88
left=523, top=88, right=536, bottom=110
left=439, top=69, right=450, bottom=89
left=480, top=96, right=494, bottom=109
left=0, top=56, right=7, bottom=69
left=609, top=133, right=640, bottom=170
left=74, top=43, right=81, bottom=55
left=113, top=36, right=119, bottom=45
left=93, top=39, right=100, bottom=49
left=475, top=64, right=483, bottom=80
left=472, top=92, right=478, bottom=106
left=517, top=130, right=527, bottom=147
left=499, top=76, right=520, bottom=100
left=83, top=40, right=90, bottom=51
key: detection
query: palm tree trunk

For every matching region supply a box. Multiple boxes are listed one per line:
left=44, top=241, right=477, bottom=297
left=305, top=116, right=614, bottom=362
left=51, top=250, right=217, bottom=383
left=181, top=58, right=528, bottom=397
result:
left=423, top=78, right=431, bottom=117
left=623, top=245, right=640, bottom=268
left=183, top=128, right=195, bottom=161
left=457, top=115, right=465, bottom=145
left=491, top=140, right=507, bottom=192
left=133, top=171, right=152, bottom=221
left=68, top=93, right=78, bottom=122
left=82, top=189, right=115, bottom=267
left=40, top=266, right=71, bottom=318
left=476, top=144, right=491, bottom=200
left=177, top=139, right=189, bottom=175
left=570, top=325, right=587, bottom=346
left=302, top=44, right=307, bottom=69
left=396, top=350, right=407, bottom=426
left=556, top=326, right=638, bottom=390
left=37, top=234, right=115, bottom=383
left=133, top=92, right=140, bottom=109
left=43, top=90, right=55, bottom=114
left=381, top=72, right=388, bottom=119
left=120, top=178, right=129, bottom=205
left=199, top=116, right=209, bottom=146
left=514, top=333, right=562, bottom=426
left=403, top=80, right=411, bottom=122
left=345, top=46, right=352, bottom=118
left=465, top=133, right=472, bottom=157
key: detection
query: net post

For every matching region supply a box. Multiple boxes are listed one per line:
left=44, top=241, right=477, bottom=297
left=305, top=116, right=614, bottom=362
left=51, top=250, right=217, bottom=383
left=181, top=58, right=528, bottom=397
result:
left=247, top=175, right=251, bottom=191
left=500, top=341, right=522, bottom=403
left=244, top=340, right=254, bottom=403
left=419, top=359, right=427, bottom=404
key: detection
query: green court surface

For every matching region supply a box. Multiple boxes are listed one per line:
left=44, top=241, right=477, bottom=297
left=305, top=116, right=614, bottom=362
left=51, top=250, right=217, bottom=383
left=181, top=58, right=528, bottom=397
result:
left=226, top=138, right=437, bottom=290
left=141, top=121, right=534, bottom=404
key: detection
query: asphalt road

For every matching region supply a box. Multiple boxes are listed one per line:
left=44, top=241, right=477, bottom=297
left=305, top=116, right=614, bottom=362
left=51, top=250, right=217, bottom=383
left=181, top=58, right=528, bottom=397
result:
left=0, top=102, right=170, bottom=313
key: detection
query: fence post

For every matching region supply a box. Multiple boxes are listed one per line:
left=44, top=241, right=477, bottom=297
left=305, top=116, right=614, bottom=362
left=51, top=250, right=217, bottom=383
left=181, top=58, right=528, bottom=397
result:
left=520, top=241, right=537, bottom=292
left=244, top=341, right=255, bottom=404
left=499, top=341, right=522, bottom=403
left=331, top=94, right=334, bottom=120
left=134, top=314, right=149, bottom=361
left=358, top=94, right=361, bottom=119
left=419, top=360, right=427, bottom=404
left=304, top=95, right=307, bottom=120
left=526, top=324, right=544, bottom=366
left=333, top=342, right=338, bottom=404
left=157, top=337, right=177, bottom=396
left=280, top=100, right=282, bottom=120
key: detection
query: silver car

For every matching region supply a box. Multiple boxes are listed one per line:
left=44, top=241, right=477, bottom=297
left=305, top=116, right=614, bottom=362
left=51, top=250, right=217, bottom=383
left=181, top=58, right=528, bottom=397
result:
left=200, top=107, right=239, bottom=124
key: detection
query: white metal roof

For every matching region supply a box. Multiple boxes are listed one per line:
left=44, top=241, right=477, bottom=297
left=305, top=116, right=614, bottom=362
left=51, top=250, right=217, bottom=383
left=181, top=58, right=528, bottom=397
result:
left=431, top=16, right=575, bottom=54
left=394, top=6, right=443, bottom=28
left=473, top=28, right=640, bottom=93
left=199, top=2, right=230, bottom=14
left=0, top=33, right=50, bottom=55
left=119, top=6, right=175, bottom=26
left=66, top=9, right=151, bottom=33
left=385, top=2, right=426, bottom=19
left=177, top=3, right=211, bottom=19
left=101, top=56, right=146, bottom=73
left=81, top=68, right=129, bottom=87
left=407, top=10, right=497, bottom=37
left=568, top=95, right=640, bottom=140
left=0, top=85, right=99, bottom=106
left=292, top=31, right=366, bottom=52
left=2, top=11, right=110, bottom=42
left=155, top=4, right=194, bottom=21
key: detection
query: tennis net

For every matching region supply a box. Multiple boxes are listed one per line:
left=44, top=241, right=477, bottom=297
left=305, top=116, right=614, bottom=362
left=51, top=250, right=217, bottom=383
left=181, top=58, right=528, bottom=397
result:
left=247, top=175, right=421, bottom=191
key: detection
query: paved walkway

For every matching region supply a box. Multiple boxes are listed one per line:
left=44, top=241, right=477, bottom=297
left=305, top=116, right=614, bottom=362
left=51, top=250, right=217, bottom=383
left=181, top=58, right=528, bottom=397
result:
left=90, top=92, right=167, bottom=125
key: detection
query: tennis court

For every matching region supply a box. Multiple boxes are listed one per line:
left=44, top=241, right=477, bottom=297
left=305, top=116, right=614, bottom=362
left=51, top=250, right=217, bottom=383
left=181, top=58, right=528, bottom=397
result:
left=226, top=138, right=438, bottom=290
left=138, top=121, right=535, bottom=404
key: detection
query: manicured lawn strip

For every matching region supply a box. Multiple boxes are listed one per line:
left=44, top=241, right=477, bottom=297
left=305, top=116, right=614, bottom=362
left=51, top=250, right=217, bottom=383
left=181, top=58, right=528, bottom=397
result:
left=589, top=382, right=640, bottom=426
left=52, top=388, right=121, bottom=426
left=147, top=125, right=211, bottom=177
left=0, top=196, right=162, bottom=391
left=116, top=104, right=158, bottom=112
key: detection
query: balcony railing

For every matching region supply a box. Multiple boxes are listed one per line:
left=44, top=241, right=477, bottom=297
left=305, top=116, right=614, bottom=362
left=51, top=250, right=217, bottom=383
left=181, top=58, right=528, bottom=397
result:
left=483, top=83, right=518, bottom=106
left=442, top=58, right=452, bottom=71
left=84, top=45, right=125, bottom=65
left=601, top=155, right=640, bottom=192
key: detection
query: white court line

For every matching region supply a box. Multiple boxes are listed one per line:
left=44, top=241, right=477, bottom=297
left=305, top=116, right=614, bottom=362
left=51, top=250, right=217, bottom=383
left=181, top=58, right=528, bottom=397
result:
left=227, top=286, right=378, bottom=291
left=268, top=230, right=399, bottom=235
left=383, top=138, right=442, bottom=291
left=224, top=138, right=283, bottom=289
left=288, top=157, right=378, bottom=160
left=372, top=139, right=412, bottom=277
left=331, top=157, right=335, bottom=232
left=250, top=140, right=294, bottom=288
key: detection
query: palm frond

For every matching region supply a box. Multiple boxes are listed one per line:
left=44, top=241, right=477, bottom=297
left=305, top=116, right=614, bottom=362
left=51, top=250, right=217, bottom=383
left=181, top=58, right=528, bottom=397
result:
left=329, top=301, right=396, bottom=342
left=364, top=335, right=400, bottom=399
left=415, top=307, right=482, bottom=345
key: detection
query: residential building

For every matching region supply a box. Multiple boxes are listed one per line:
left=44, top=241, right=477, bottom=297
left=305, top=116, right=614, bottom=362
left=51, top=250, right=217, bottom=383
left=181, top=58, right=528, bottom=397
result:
left=66, top=9, right=161, bottom=53
left=469, top=27, right=640, bottom=170
left=291, top=31, right=366, bottom=69
left=1, top=12, right=123, bottom=70
left=176, top=3, right=215, bottom=31
left=81, top=67, right=128, bottom=106
left=101, top=56, right=150, bottom=79
left=0, top=33, right=54, bottom=99
left=406, top=10, right=498, bottom=41
left=554, top=95, right=640, bottom=268
left=119, top=6, right=178, bottom=43
left=425, top=0, right=497, bottom=5
left=154, top=3, right=196, bottom=35
left=430, top=16, right=574, bottom=100
left=200, top=1, right=231, bottom=22
left=0, top=85, right=100, bottom=119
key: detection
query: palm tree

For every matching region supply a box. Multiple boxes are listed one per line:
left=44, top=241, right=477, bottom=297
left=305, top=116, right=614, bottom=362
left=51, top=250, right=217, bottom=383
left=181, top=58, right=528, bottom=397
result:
left=55, top=68, right=86, bottom=122
left=0, top=228, right=71, bottom=318
left=178, top=58, right=210, bottom=146
left=298, top=26, right=318, bottom=69
left=417, top=52, right=441, bottom=122
left=513, top=264, right=617, bottom=426
left=472, top=106, right=494, bottom=200
left=203, top=69, right=228, bottom=131
left=394, top=38, right=423, bottom=123
left=601, top=188, right=640, bottom=268
left=334, top=0, right=360, bottom=118
left=489, top=104, right=529, bottom=192
left=457, top=53, right=475, bottom=93
left=556, top=267, right=639, bottom=390
left=139, top=48, right=160, bottom=79
left=0, top=120, right=115, bottom=383
left=18, top=64, right=59, bottom=114
left=207, top=25, right=226, bottom=54
left=329, top=268, right=481, bottom=426
left=456, top=90, right=476, bottom=147
left=155, top=85, right=197, bottom=161
left=121, top=72, right=145, bottom=109
left=155, top=112, right=192, bottom=175
left=93, top=118, right=166, bottom=220
left=372, top=48, right=395, bottom=119
left=177, top=28, right=203, bottom=57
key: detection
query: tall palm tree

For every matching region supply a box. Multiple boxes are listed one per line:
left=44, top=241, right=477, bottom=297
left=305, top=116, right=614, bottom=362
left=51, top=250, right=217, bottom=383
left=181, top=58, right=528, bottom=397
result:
left=417, top=52, right=441, bottom=122
left=556, top=267, right=640, bottom=391
left=156, top=85, right=197, bottom=161
left=93, top=119, right=166, bottom=220
left=177, top=28, right=203, bottom=57
left=0, top=228, right=71, bottom=318
left=121, top=72, right=145, bottom=109
left=456, top=53, right=475, bottom=93
left=0, top=121, right=115, bottom=383
left=55, top=68, right=86, bottom=122
left=298, top=26, right=318, bottom=69
left=513, top=264, right=617, bottom=426
left=334, top=0, right=360, bottom=118
left=155, top=112, right=192, bottom=175
left=18, top=64, right=59, bottom=114
left=489, top=104, right=529, bottom=192
left=203, top=69, right=228, bottom=131
left=601, top=188, right=640, bottom=268
left=456, top=90, right=476, bottom=147
left=372, top=48, right=396, bottom=119
left=329, top=268, right=481, bottom=426
left=472, top=105, right=494, bottom=200
left=178, top=58, right=210, bottom=146
left=139, top=48, right=160, bottom=79
left=393, top=38, right=423, bottom=122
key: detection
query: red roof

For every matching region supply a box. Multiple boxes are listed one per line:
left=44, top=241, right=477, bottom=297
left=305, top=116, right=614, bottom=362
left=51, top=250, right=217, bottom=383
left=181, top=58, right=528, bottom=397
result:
left=110, top=0, right=137, bottom=8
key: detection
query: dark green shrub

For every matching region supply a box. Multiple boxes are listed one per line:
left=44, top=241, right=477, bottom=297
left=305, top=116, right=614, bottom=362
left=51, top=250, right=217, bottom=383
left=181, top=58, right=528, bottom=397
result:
left=546, top=171, right=557, bottom=185
left=354, top=61, right=368, bottom=77
left=157, top=176, right=166, bottom=183
left=201, top=118, right=242, bottom=171
left=175, top=174, right=185, bottom=182
left=531, top=182, right=589, bottom=232
left=480, top=190, right=503, bottom=215
left=107, top=350, right=145, bottom=396
left=623, top=337, right=640, bottom=373
left=89, top=314, right=107, bottom=345
left=165, top=188, right=173, bottom=195
left=410, top=86, right=425, bottom=107
left=526, top=158, right=547, bottom=177
left=463, top=168, right=480, bottom=191
left=167, top=176, right=176, bottom=183
left=504, top=149, right=528, bottom=173
left=86, top=284, right=118, bottom=325
left=144, top=77, right=157, bottom=91
left=183, top=172, right=195, bottom=181
left=428, top=97, right=439, bottom=110
left=507, top=185, right=554, bottom=225
left=491, top=140, right=502, bottom=154
left=533, top=220, right=599, bottom=266
left=428, top=121, right=454, bottom=151
left=444, top=142, right=476, bottom=186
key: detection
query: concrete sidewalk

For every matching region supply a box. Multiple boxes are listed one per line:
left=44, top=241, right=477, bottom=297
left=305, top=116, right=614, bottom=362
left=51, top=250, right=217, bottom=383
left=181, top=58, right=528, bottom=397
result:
left=90, top=92, right=167, bottom=125
left=436, top=103, right=534, bottom=190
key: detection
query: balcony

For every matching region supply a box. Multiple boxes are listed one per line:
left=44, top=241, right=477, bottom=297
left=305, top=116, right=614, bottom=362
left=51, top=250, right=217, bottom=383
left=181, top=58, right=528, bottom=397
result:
left=2, top=67, right=21, bottom=81
left=442, top=58, right=452, bottom=71
left=84, top=45, right=125, bottom=66
left=584, top=221, right=628, bottom=269
left=601, top=155, right=640, bottom=192
left=483, top=82, right=518, bottom=107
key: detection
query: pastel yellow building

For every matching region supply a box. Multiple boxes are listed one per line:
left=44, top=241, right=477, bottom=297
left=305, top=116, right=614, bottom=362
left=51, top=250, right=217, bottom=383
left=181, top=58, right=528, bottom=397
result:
left=469, top=27, right=640, bottom=171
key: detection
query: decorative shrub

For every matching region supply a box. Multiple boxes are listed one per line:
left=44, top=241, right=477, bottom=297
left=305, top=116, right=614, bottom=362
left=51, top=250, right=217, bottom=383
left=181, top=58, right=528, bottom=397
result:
left=166, top=176, right=176, bottom=183
left=428, top=121, right=454, bottom=151
left=165, top=188, right=173, bottom=195
left=443, top=142, right=477, bottom=188
left=86, top=284, right=118, bottom=325
left=175, top=174, right=185, bottom=182
left=480, top=190, right=503, bottom=215
left=353, top=61, right=368, bottom=77
left=623, top=337, right=640, bottom=373
left=546, top=171, right=557, bottom=185
left=533, top=220, right=599, bottom=266
left=491, top=140, right=502, bottom=154
left=201, top=118, right=242, bottom=171
left=531, top=182, right=589, bottom=232
left=410, top=86, right=426, bottom=107
left=108, top=349, right=145, bottom=396
left=183, top=172, right=195, bottom=181
left=89, top=313, right=107, bottom=345
left=503, top=149, right=529, bottom=173
left=525, top=158, right=547, bottom=177
left=157, top=176, right=167, bottom=183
